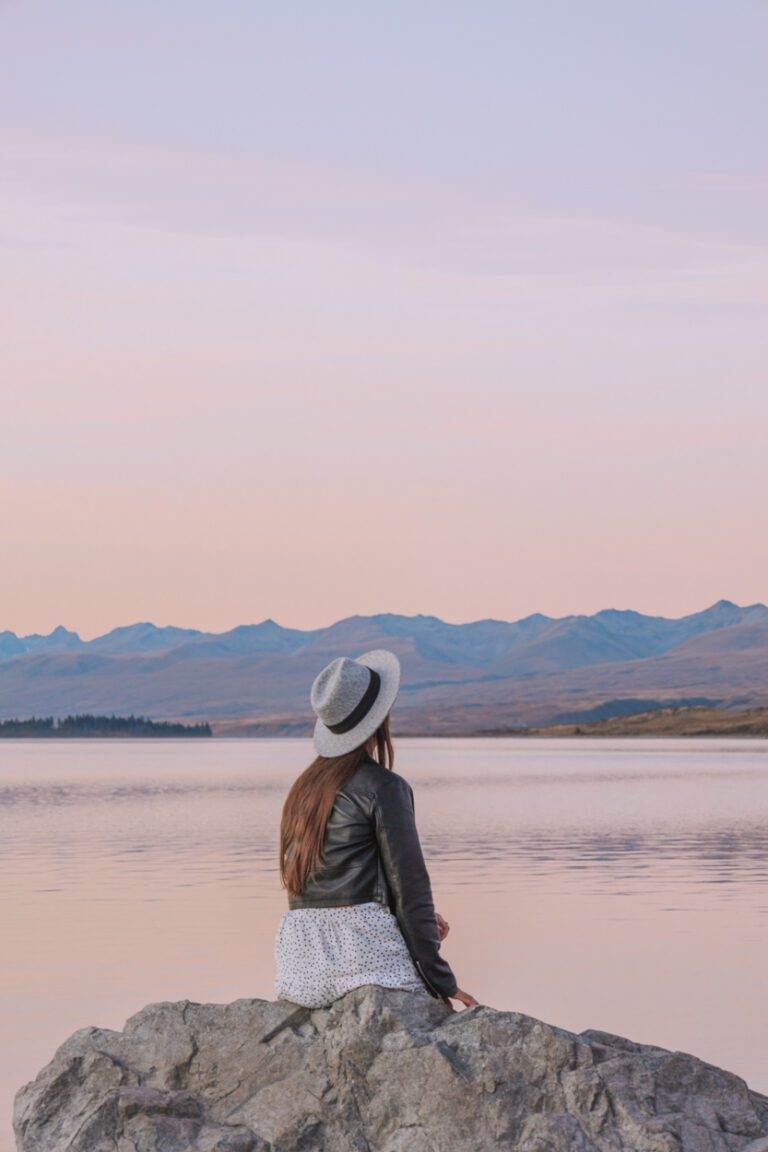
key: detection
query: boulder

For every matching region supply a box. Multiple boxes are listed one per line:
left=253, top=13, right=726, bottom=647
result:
left=14, top=986, right=768, bottom=1151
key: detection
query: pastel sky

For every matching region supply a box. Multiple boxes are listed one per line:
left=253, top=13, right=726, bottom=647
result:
left=2, top=1, right=767, bottom=637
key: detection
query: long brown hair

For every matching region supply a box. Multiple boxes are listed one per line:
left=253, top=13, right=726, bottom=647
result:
left=279, top=715, right=394, bottom=897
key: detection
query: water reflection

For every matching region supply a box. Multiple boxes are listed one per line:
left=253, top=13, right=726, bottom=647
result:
left=1, top=738, right=767, bottom=1152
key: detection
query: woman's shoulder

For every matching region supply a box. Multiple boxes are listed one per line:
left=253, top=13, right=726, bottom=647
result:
left=354, top=756, right=412, bottom=798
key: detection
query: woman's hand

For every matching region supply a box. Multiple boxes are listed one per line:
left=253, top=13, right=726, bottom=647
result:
left=445, top=988, right=479, bottom=1010
left=435, top=912, right=450, bottom=941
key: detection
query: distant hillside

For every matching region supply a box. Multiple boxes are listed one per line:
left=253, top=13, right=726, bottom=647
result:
left=528, top=705, right=768, bottom=738
left=1, top=600, right=768, bottom=733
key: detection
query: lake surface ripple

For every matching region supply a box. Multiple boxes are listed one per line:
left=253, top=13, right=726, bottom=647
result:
left=1, top=738, right=767, bottom=1150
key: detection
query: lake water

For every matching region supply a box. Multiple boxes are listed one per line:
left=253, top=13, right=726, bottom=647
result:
left=2, top=738, right=768, bottom=1151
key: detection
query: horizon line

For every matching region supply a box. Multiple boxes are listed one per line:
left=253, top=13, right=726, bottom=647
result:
left=3, top=598, right=764, bottom=644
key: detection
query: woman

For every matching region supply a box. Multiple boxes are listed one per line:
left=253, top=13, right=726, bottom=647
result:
left=275, top=648, right=477, bottom=1010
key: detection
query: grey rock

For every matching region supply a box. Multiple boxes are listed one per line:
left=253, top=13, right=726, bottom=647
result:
left=14, top=986, right=768, bottom=1152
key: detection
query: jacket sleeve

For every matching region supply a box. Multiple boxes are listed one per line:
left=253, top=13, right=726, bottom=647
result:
left=373, top=773, right=458, bottom=999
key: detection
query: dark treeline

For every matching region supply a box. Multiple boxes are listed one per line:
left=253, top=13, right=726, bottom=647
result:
left=0, top=714, right=212, bottom=738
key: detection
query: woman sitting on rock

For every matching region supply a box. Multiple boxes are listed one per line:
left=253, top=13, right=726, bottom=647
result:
left=276, top=649, right=477, bottom=1011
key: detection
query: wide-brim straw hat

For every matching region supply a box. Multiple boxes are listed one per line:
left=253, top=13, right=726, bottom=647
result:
left=311, top=648, right=401, bottom=757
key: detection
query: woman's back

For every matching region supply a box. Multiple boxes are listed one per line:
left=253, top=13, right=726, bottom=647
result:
left=289, top=754, right=391, bottom=909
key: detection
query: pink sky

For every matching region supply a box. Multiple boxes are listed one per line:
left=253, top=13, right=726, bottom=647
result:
left=2, top=3, right=767, bottom=637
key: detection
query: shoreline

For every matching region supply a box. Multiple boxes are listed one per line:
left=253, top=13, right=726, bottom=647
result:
left=3, top=706, right=768, bottom=740
left=211, top=704, right=768, bottom=739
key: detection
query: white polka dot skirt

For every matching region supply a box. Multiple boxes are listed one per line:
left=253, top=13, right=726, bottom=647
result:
left=274, top=900, right=426, bottom=1008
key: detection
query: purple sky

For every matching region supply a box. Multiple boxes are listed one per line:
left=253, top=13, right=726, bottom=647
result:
left=2, top=2, right=767, bottom=636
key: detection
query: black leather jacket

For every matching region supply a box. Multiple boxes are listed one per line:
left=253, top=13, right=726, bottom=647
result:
left=289, top=755, right=457, bottom=999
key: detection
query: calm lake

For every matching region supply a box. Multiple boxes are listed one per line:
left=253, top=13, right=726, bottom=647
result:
left=2, top=738, right=768, bottom=1151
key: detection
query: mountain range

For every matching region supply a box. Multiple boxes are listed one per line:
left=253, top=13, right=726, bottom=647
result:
left=1, top=600, right=768, bottom=733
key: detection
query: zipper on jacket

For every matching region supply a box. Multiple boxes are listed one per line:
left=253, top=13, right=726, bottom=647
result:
left=414, top=959, right=444, bottom=1000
